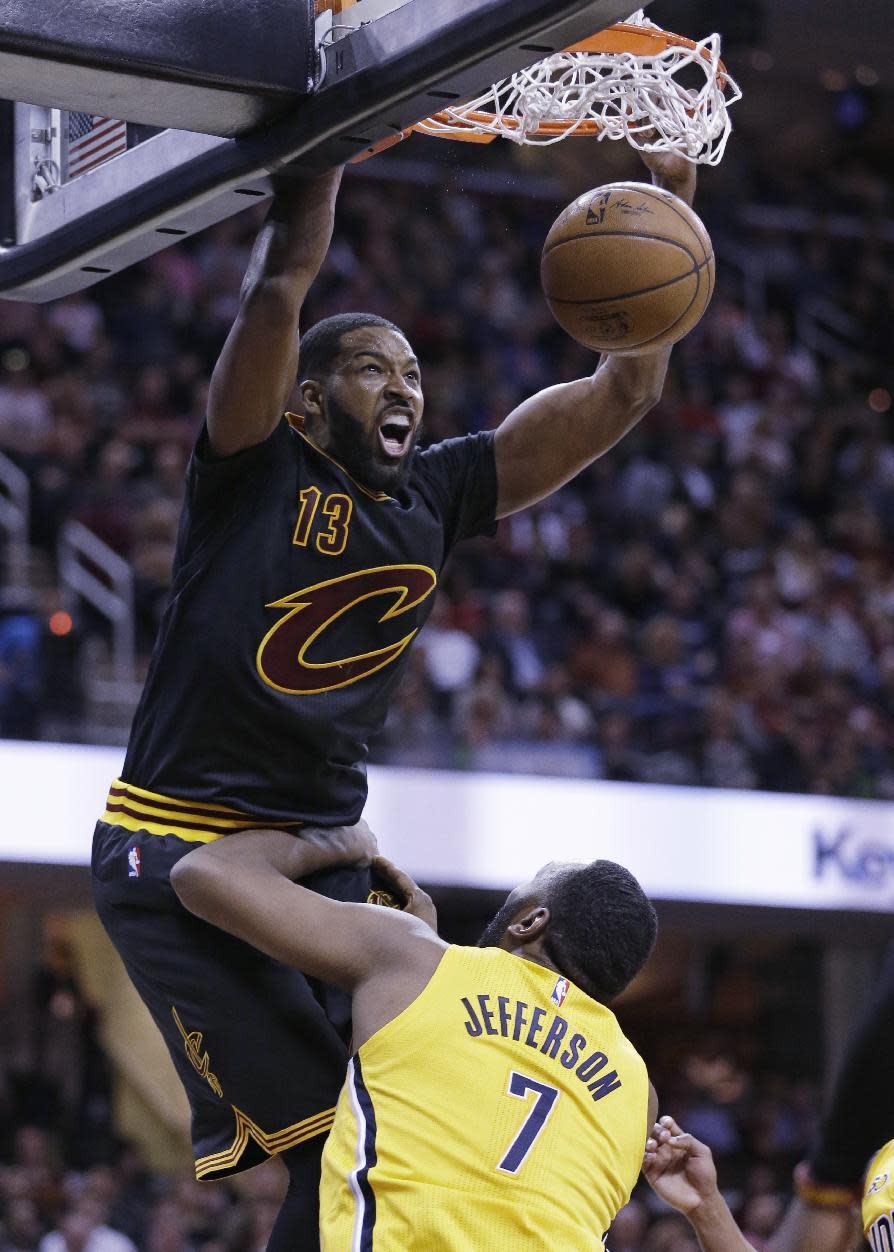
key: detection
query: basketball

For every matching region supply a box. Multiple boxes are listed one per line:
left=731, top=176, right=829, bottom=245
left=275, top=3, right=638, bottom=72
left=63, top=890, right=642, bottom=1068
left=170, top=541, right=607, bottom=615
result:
left=540, top=181, right=715, bottom=355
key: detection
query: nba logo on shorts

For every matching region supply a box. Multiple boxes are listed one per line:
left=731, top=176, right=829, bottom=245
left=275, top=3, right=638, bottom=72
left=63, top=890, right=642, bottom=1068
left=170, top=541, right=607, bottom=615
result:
left=550, top=976, right=570, bottom=1008
left=127, top=846, right=141, bottom=878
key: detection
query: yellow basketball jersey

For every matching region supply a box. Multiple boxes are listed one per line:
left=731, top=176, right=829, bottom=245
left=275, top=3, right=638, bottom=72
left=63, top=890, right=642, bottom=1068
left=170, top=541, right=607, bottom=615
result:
left=320, top=945, right=649, bottom=1250
left=864, top=1139, right=894, bottom=1250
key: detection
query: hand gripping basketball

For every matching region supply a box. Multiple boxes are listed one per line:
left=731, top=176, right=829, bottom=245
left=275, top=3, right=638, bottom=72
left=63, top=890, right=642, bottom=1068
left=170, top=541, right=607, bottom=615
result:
left=367, top=886, right=402, bottom=909
left=368, top=855, right=438, bottom=932
left=367, top=854, right=403, bottom=909
left=541, top=182, right=715, bottom=355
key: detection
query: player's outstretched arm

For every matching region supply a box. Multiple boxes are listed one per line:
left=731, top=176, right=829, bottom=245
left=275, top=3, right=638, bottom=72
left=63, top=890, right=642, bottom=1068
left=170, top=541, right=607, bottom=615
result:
left=170, top=823, right=442, bottom=992
left=768, top=945, right=894, bottom=1252
left=492, top=153, right=696, bottom=518
left=765, top=1196, right=859, bottom=1252
left=642, top=1116, right=757, bottom=1252
left=206, top=168, right=343, bottom=458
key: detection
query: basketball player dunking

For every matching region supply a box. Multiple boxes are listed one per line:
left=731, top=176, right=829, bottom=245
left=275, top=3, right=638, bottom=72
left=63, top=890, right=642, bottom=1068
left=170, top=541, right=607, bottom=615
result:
left=170, top=821, right=658, bottom=1250
left=91, top=147, right=696, bottom=1248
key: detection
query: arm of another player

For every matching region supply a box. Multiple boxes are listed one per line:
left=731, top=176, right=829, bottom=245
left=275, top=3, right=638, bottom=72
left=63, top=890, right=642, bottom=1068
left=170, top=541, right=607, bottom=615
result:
left=769, top=944, right=894, bottom=1252
left=170, top=823, right=443, bottom=991
left=642, top=1116, right=757, bottom=1252
left=765, top=1196, right=860, bottom=1252
left=492, top=153, right=697, bottom=518
left=206, top=169, right=343, bottom=458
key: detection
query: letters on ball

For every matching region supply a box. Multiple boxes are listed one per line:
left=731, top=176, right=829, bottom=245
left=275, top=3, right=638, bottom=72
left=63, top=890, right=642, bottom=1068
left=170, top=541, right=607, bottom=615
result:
left=540, top=182, right=715, bottom=355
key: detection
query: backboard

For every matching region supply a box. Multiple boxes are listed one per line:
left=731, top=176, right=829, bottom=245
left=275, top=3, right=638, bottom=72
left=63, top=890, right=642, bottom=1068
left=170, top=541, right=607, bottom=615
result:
left=0, top=0, right=651, bottom=303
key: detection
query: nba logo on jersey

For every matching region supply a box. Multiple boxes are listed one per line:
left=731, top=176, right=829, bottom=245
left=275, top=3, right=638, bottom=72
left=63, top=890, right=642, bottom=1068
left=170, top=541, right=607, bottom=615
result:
left=867, top=1173, right=889, bottom=1196
left=127, top=846, right=141, bottom=878
left=551, top=976, right=570, bottom=1008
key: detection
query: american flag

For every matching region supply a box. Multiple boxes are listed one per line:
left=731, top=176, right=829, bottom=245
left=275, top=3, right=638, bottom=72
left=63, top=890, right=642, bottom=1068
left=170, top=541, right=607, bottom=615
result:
left=67, top=112, right=127, bottom=179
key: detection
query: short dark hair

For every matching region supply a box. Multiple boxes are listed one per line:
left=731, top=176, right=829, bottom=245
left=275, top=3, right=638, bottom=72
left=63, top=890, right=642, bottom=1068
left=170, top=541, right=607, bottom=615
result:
left=542, top=861, right=658, bottom=1003
left=297, top=313, right=406, bottom=383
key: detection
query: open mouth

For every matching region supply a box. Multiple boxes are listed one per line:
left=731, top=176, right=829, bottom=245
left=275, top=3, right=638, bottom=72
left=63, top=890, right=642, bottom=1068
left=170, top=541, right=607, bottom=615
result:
left=378, top=412, right=413, bottom=459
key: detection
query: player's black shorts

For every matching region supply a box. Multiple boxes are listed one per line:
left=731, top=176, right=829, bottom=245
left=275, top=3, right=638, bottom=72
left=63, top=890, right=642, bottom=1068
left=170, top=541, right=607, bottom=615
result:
left=91, top=820, right=369, bottom=1180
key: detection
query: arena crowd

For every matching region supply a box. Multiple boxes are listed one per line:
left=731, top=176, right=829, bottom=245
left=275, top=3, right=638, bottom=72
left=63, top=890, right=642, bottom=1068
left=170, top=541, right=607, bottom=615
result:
left=1, top=146, right=891, bottom=798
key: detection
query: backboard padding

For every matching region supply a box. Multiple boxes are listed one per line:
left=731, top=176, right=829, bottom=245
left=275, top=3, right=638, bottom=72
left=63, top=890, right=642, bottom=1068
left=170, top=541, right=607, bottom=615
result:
left=0, top=0, right=317, bottom=137
left=0, top=0, right=653, bottom=303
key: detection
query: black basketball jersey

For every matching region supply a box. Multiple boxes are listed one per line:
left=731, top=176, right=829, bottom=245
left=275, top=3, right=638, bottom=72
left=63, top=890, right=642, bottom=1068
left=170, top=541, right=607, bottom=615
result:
left=121, top=414, right=497, bottom=824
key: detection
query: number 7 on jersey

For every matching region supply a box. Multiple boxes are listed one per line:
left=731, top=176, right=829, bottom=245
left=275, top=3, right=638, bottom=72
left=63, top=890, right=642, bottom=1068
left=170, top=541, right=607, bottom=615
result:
left=497, top=1071, right=560, bottom=1174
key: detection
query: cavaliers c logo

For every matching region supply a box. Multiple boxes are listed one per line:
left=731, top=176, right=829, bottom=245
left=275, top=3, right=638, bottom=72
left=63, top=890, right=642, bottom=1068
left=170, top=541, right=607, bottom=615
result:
left=256, top=564, right=437, bottom=695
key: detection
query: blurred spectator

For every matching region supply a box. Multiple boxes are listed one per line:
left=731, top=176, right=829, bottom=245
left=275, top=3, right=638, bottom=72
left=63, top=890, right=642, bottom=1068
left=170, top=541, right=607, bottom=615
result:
left=416, top=595, right=480, bottom=716
left=642, top=1214, right=700, bottom=1251
left=740, top=1192, right=786, bottom=1251
left=570, top=607, right=638, bottom=704
left=608, top=1198, right=649, bottom=1252
left=480, top=590, right=545, bottom=696
left=0, top=361, right=52, bottom=458
left=2, top=1195, right=43, bottom=1251
left=0, top=598, right=42, bottom=739
left=454, top=653, right=517, bottom=752
left=38, top=1204, right=136, bottom=1252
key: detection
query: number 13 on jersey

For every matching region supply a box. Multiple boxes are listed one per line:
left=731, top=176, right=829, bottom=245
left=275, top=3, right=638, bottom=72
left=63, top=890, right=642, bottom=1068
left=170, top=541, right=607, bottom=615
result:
left=293, top=486, right=353, bottom=556
left=497, top=1071, right=560, bottom=1174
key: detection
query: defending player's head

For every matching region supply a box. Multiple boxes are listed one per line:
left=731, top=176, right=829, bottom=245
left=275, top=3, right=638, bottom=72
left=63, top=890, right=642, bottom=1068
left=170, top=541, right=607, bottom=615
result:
left=297, top=312, right=424, bottom=493
left=478, top=859, right=658, bottom=1004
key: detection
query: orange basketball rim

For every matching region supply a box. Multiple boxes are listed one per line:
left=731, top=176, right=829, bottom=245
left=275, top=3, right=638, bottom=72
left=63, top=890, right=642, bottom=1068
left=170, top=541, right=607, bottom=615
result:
left=325, top=7, right=742, bottom=168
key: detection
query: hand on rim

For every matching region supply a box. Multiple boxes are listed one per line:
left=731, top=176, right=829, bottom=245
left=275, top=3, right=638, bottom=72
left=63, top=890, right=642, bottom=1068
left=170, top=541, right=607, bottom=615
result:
left=639, top=146, right=696, bottom=188
left=631, top=127, right=697, bottom=204
left=626, top=128, right=696, bottom=196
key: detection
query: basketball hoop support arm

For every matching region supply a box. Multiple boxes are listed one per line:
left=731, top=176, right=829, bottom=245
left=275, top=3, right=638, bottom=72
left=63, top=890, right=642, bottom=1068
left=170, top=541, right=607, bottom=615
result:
left=0, top=0, right=652, bottom=302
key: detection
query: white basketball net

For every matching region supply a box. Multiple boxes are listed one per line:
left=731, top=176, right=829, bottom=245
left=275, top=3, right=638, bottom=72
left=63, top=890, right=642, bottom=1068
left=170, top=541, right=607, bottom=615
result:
left=415, top=10, right=742, bottom=166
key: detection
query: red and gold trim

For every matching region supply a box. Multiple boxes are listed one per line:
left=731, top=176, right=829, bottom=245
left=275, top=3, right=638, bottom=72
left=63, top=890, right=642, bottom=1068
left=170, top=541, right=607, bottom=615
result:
left=194, top=1104, right=336, bottom=1179
left=100, top=779, right=302, bottom=844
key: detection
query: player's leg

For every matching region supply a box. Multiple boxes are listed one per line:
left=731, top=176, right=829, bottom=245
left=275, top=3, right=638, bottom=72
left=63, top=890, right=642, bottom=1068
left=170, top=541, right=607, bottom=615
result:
left=268, top=1138, right=329, bottom=1252
left=94, top=894, right=343, bottom=1247
left=94, top=891, right=348, bottom=1154
left=808, top=942, right=894, bottom=1186
left=92, top=822, right=370, bottom=1247
left=769, top=942, right=894, bottom=1252
left=265, top=861, right=375, bottom=1252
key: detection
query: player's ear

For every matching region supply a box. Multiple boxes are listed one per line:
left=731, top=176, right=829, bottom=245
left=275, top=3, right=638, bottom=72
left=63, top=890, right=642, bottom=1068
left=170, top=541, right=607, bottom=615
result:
left=299, top=378, right=324, bottom=420
left=507, top=906, right=550, bottom=942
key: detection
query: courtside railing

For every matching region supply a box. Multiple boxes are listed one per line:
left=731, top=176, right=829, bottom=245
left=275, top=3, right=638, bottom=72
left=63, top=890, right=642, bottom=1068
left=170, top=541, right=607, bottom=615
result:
left=0, top=450, right=30, bottom=589
left=57, top=519, right=135, bottom=684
